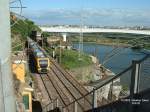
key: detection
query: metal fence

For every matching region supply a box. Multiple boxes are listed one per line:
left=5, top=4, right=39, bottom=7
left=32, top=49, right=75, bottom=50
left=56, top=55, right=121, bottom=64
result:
left=43, top=53, right=150, bottom=112
left=139, top=56, right=150, bottom=92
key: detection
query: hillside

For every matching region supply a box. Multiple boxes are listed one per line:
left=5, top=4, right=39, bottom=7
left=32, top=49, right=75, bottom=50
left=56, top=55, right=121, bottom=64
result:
left=11, top=15, right=41, bottom=51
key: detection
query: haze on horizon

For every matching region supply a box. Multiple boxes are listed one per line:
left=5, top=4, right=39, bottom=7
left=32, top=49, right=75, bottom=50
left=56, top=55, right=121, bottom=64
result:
left=20, top=0, right=150, bottom=27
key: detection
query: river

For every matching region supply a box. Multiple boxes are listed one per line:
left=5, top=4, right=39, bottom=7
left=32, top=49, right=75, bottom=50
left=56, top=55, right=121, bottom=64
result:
left=73, top=43, right=149, bottom=91
left=73, top=43, right=146, bottom=74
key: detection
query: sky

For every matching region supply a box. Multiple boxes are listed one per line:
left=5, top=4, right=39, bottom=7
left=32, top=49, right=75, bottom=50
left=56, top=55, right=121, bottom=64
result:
left=11, top=0, right=150, bottom=26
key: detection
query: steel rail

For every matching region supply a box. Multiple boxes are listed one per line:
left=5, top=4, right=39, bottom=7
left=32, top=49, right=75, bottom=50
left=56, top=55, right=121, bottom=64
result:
left=50, top=66, right=85, bottom=111
left=40, top=74, right=52, bottom=101
left=50, top=58, right=93, bottom=106
left=62, top=64, right=133, bottom=109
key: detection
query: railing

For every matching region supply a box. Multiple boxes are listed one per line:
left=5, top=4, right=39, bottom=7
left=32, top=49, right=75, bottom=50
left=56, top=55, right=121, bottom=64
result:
left=139, top=54, right=150, bottom=92
left=60, top=64, right=132, bottom=112
left=38, top=39, right=150, bottom=112
left=60, top=54, right=150, bottom=112
left=88, top=54, right=150, bottom=112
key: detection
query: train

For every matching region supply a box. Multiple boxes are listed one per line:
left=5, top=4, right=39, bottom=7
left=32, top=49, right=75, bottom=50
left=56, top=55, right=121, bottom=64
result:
left=28, top=38, right=50, bottom=73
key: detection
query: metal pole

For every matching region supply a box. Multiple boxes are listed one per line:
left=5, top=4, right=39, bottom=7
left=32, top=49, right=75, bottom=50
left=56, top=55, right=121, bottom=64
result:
left=56, top=98, right=59, bottom=108
left=130, top=60, right=140, bottom=112
left=78, top=16, right=83, bottom=60
left=59, top=39, right=62, bottom=64
left=62, top=108, right=66, bottom=112
left=92, top=88, right=97, bottom=111
left=51, top=102, right=54, bottom=110
left=0, top=0, right=16, bottom=112
left=42, top=35, right=44, bottom=48
left=74, top=101, right=78, bottom=112
left=130, top=60, right=140, bottom=96
left=53, top=50, right=55, bottom=58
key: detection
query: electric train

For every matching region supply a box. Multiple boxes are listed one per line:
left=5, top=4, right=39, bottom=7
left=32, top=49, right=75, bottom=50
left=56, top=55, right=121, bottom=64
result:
left=28, top=38, right=50, bottom=73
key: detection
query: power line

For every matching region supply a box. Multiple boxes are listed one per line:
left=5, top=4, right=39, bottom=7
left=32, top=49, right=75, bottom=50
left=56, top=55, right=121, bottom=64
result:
left=101, top=37, right=147, bottom=65
left=10, top=0, right=27, bottom=27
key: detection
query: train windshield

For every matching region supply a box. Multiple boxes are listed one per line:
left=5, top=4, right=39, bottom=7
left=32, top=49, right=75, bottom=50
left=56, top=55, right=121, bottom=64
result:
left=39, top=60, right=48, bottom=65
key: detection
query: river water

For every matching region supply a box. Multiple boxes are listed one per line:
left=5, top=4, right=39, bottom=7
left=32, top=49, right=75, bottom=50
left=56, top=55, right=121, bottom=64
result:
left=73, top=43, right=146, bottom=74
left=73, top=43, right=150, bottom=91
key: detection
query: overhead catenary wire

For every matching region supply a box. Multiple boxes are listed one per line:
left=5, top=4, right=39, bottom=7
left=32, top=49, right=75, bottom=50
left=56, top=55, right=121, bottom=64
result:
left=12, top=41, right=26, bottom=49
left=102, top=37, right=143, bottom=62
left=101, top=37, right=148, bottom=65
left=10, top=0, right=27, bottom=27
left=9, top=0, right=19, bottom=4
left=12, top=40, right=26, bottom=71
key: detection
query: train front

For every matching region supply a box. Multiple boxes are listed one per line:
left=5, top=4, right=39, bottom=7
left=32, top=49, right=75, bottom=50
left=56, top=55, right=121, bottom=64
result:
left=37, top=58, right=50, bottom=73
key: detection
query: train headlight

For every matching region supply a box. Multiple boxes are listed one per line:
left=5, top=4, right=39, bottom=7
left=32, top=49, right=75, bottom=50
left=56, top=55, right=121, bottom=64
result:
left=38, top=67, right=41, bottom=70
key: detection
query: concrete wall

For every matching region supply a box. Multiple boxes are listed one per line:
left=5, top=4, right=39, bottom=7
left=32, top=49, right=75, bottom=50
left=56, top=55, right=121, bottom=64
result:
left=12, top=63, right=25, bottom=83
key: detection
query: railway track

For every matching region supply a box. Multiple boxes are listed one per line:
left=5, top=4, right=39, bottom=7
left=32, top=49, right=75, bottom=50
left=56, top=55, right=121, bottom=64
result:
left=41, top=74, right=70, bottom=106
left=32, top=47, right=93, bottom=111
left=35, top=62, right=93, bottom=111
left=51, top=57, right=90, bottom=95
left=38, top=73, right=72, bottom=112
left=49, top=57, right=93, bottom=111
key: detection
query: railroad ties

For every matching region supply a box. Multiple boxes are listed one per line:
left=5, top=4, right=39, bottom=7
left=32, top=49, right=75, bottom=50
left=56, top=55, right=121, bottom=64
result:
left=33, top=57, right=93, bottom=112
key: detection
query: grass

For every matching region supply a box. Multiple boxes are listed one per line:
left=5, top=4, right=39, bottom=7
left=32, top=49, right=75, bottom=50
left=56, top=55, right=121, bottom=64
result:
left=144, top=44, right=150, bottom=50
left=61, top=49, right=93, bottom=69
left=12, top=44, right=23, bottom=51
left=122, top=85, right=129, bottom=91
left=11, top=17, right=41, bottom=51
left=45, top=47, right=93, bottom=69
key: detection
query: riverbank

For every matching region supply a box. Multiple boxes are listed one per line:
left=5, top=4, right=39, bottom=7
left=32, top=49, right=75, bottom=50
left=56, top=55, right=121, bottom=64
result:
left=73, top=41, right=131, bottom=47
left=69, top=53, right=117, bottom=84
left=73, top=43, right=146, bottom=74
left=70, top=32, right=150, bottom=50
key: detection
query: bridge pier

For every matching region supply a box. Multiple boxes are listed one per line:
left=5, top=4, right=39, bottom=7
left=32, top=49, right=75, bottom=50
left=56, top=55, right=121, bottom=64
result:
left=62, top=33, right=67, bottom=42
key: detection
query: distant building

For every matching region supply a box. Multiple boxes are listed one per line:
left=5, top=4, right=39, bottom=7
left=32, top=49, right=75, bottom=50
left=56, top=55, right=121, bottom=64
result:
left=47, top=36, right=72, bottom=50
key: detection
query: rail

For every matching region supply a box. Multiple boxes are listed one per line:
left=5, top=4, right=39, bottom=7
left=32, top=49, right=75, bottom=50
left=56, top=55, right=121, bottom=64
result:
left=28, top=38, right=150, bottom=112
left=61, top=53, right=150, bottom=111
left=61, top=64, right=133, bottom=109
left=39, top=43, right=93, bottom=111
left=41, top=44, right=149, bottom=112
left=43, top=98, right=59, bottom=112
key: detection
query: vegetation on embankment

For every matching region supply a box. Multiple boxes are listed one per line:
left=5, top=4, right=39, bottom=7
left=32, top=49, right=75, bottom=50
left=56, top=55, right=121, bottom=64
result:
left=11, top=17, right=41, bottom=51
left=61, top=49, right=92, bottom=69
left=45, top=47, right=93, bottom=69
left=69, top=33, right=150, bottom=49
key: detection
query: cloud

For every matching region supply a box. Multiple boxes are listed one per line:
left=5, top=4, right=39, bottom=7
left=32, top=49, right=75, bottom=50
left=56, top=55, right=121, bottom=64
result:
left=22, top=8, right=150, bottom=26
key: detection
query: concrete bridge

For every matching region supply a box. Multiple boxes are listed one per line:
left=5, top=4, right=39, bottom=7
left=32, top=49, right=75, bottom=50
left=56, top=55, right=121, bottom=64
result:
left=40, top=26, right=150, bottom=35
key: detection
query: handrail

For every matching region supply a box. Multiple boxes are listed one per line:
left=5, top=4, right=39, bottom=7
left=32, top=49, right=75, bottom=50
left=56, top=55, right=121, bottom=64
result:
left=137, top=54, right=150, bottom=63
left=62, top=54, right=149, bottom=109
left=28, top=37, right=150, bottom=111
left=62, top=64, right=133, bottom=109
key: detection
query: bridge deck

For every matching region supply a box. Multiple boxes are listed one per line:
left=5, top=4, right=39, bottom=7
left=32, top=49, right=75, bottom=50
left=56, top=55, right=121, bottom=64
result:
left=40, top=27, right=150, bottom=35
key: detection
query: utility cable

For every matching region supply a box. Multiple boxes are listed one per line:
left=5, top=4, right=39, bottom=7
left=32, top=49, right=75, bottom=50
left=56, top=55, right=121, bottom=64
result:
left=101, top=37, right=147, bottom=65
